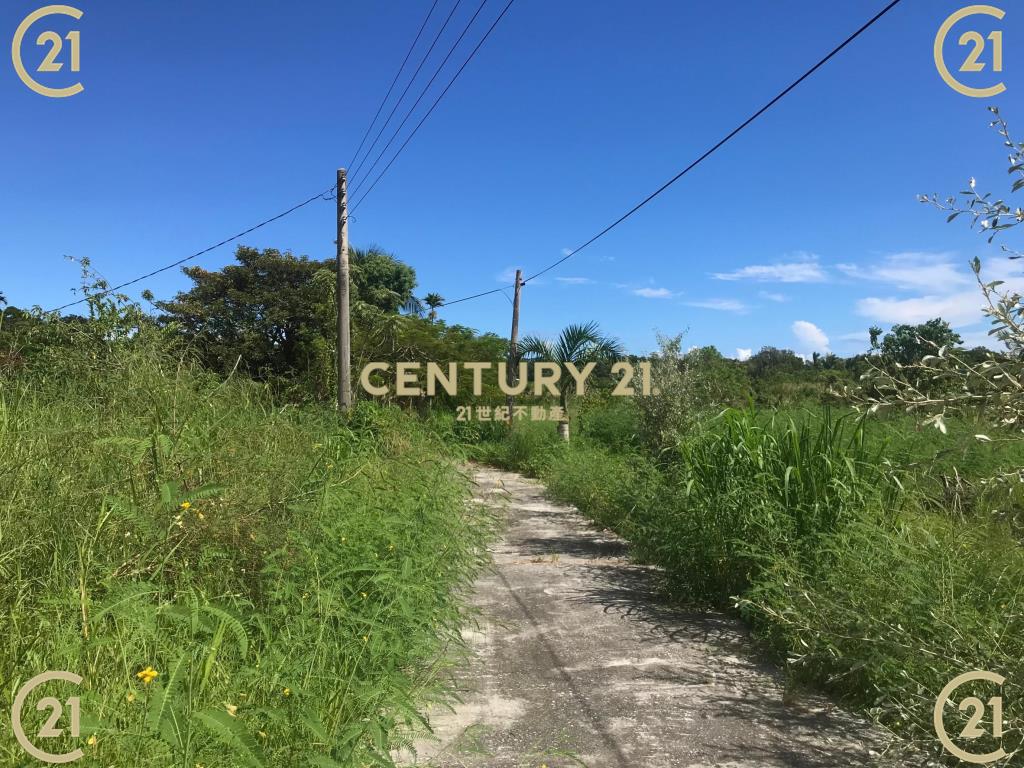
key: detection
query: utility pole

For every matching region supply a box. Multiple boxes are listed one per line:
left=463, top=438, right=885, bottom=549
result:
left=337, top=169, right=352, bottom=410
left=506, top=269, right=523, bottom=416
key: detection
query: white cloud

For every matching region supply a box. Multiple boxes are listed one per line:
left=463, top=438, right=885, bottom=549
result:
left=957, top=328, right=1009, bottom=351
left=792, top=320, right=830, bottom=354
left=632, top=287, right=673, bottom=299
left=556, top=276, right=593, bottom=285
left=735, top=347, right=752, bottom=361
left=713, top=253, right=826, bottom=283
left=685, top=298, right=748, bottom=313
left=837, top=331, right=870, bottom=342
left=759, top=291, right=788, bottom=302
left=496, top=267, right=518, bottom=283
left=855, top=291, right=985, bottom=326
left=836, top=252, right=971, bottom=292
left=851, top=255, right=1024, bottom=329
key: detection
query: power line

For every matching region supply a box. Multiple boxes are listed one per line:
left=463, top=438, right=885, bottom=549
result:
left=47, top=186, right=336, bottom=313
left=350, top=0, right=516, bottom=212
left=438, top=0, right=903, bottom=307
left=348, top=0, right=466, bottom=186
left=347, top=0, right=442, bottom=172
left=440, top=286, right=508, bottom=307
left=44, top=3, right=459, bottom=315
left=522, top=0, right=903, bottom=284
left=348, top=0, right=496, bottom=200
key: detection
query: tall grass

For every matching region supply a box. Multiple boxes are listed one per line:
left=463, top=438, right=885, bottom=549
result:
left=0, top=323, right=492, bottom=766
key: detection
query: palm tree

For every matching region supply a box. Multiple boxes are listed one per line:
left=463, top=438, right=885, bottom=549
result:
left=518, top=321, right=624, bottom=439
left=0, top=291, right=6, bottom=307
left=424, top=293, right=444, bottom=323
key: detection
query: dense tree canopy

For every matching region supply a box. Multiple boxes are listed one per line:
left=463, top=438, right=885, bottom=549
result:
left=153, top=244, right=502, bottom=403
left=871, top=318, right=963, bottom=365
left=747, top=346, right=805, bottom=378
left=156, top=247, right=335, bottom=380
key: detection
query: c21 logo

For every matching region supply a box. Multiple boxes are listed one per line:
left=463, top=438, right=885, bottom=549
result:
left=933, top=4, right=1007, bottom=98
left=11, top=4, right=84, bottom=98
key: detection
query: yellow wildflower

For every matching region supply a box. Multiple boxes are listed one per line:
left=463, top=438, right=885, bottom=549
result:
left=282, top=687, right=291, bottom=697
left=180, top=501, right=191, bottom=510
left=126, top=692, right=136, bottom=703
left=224, top=703, right=238, bottom=717
left=87, top=735, right=97, bottom=746
left=362, top=635, right=368, bottom=643
left=360, top=592, right=367, bottom=599
left=136, top=666, right=159, bottom=685
left=197, top=511, right=205, bottom=520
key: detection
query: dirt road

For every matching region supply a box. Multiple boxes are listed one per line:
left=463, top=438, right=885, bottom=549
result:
left=407, top=466, right=894, bottom=767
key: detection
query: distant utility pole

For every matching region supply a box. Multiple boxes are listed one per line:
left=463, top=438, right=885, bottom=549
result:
left=506, top=269, right=523, bottom=415
left=337, top=169, right=352, bottom=411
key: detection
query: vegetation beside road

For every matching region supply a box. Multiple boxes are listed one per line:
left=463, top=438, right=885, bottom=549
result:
left=472, top=397, right=1024, bottom=762
left=0, top=296, right=493, bottom=767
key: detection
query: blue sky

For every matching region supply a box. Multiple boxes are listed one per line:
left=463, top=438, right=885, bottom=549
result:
left=2, top=0, right=1022, bottom=358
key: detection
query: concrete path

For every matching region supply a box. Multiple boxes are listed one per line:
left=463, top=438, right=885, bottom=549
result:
left=408, top=466, right=895, bottom=768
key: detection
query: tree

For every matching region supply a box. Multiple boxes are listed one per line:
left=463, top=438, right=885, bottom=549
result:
left=156, top=247, right=334, bottom=383
left=683, top=345, right=751, bottom=406
left=746, top=346, right=805, bottom=378
left=424, top=293, right=444, bottom=323
left=519, top=322, right=624, bottom=438
left=156, top=245, right=418, bottom=399
left=873, top=318, right=962, bottom=365
left=350, top=247, right=416, bottom=313
left=0, top=291, right=6, bottom=307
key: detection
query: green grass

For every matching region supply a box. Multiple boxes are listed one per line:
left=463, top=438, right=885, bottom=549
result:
left=0, top=327, right=493, bottom=766
left=474, top=404, right=1024, bottom=763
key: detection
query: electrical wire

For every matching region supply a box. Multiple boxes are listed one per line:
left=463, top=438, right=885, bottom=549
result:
left=45, top=3, right=462, bottom=314
left=350, top=0, right=516, bottom=212
left=46, top=186, right=336, bottom=313
left=522, top=0, right=903, bottom=284
left=348, top=0, right=497, bottom=201
left=439, top=0, right=904, bottom=306
left=348, top=0, right=466, bottom=186
left=347, top=0, right=442, bottom=172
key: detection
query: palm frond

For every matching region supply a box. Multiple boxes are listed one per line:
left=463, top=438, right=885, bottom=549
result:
left=517, top=335, right=555, bottom=361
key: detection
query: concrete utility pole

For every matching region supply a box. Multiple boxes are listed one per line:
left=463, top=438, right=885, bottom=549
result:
left=337, top=169, right=352, bottom=410
left=506, top=269, right=523, bottom=415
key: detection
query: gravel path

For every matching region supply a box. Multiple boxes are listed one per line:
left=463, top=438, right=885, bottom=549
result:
left=405, top=465, right=895, bottom=768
